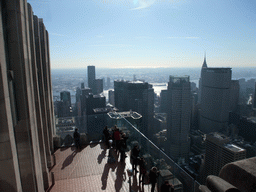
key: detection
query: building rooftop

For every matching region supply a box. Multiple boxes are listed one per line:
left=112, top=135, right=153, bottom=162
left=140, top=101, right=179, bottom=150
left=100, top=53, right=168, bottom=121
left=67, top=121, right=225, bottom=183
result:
left=108, top=111, right=142, bottom=120
left=49, top=143, right=150, bottom=192
left=224, top=144, right=246, bottom=153
left=205, top=67, right=232, bottom=73
left=208, top=132, right=228, bottom=140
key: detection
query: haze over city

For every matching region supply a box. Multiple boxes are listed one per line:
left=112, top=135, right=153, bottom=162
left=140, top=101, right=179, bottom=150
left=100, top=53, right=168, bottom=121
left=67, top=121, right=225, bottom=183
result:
left=28, top=0, right=255, bottom=69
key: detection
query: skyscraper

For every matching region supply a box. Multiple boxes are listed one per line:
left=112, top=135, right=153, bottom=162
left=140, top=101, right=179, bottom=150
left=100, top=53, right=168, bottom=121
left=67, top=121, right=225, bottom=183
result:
left=198, top=56, right=208, bottom=104
left=160, top=90, right=168, bottom=113
left=59, top=91, right=71, bottom=117
left=114, top=80, right=154, bottom=136
left=167, top=76, right=191, bottom=162
left=200, top=67, right=232, bottom=133
left=229, top=80, right=240, bottom=112
left=94, top=78, right=103, bottom=94
left=87, top=65, right=95, bottom=90
left=0, top=1, right=54, bottom=191
left=108, top=90, right=115, bottom=106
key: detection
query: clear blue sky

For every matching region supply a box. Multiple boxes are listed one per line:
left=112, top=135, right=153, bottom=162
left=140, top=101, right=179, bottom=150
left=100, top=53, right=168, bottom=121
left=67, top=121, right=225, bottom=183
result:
left=27, top=0, right=256, bottom=69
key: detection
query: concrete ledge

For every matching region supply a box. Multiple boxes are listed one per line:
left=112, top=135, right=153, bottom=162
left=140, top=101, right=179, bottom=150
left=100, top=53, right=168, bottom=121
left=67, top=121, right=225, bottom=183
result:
left=206, top=175, right=240, bottom=192
left=80, top=133, right=88, bottom=145
left=199, top=185, right=211, bottom=192
left=86, top=133, right=102, bottom=142
left=219, top=157, right=256, bottom=192
left=53, top=135, right=61, bottom=149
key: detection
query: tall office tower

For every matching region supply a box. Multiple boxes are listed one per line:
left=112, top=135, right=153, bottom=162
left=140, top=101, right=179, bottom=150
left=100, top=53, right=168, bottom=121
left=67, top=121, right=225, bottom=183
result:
left=81, top=82, right=85, bottom=89
left=0, top=1, right=54, bottom=191
left=148, top=86, right=155, bottom=136
left=87, top=65, right=95, bottom=90
left=114, top=80, right=153, bottom=136
left=204, top=132, right=246, bottom=182
left=94, top=78, right=103, bottom=95
left=198, top=56, right=208, bottom=104
left=108, top=90, right=115, bottom=106
left=167, top=76, right=191, bottom=162
left=230, top=80, right=239, bottom=112
left=160, top=90, right=168, bottom=113
left=200, top=67, right=232, bottom=133
left=60, top=91, right=71, bottom=117
left=79, top=88, right=92, bottom=116
left=60, top=91, right=71, bottom=106
left=85, top=94, right=106, bottom=115
left=107, top=77, right=111, bottom=89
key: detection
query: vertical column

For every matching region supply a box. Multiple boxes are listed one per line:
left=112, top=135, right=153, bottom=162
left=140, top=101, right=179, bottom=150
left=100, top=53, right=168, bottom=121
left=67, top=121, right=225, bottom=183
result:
left=0, top=2, right=22, bottom=191
left=46, top=30, right=55, bottom=149
left=40, top=20, right=54, bottom=153
left=4, top=0, right=44, bottom=191
left=46, top=30, right=56, bottom=136
left=23, top=2, right=45, bottom=189
left=33, top=15, right=52, bottom=168
left=27, top=3, right=49, bottom=190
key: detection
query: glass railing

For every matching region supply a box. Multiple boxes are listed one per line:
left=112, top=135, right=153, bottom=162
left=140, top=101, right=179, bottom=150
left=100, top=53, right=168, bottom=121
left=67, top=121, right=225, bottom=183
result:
left=54, top=114, right=201, bottom=191
left=107, top=113, right=201, bottom=192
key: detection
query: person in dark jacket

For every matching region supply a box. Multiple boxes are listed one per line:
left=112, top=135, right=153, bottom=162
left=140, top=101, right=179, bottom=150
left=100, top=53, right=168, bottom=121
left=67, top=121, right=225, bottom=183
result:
left=139, top=157, right=147, bottom=185
left=103, top=126, right=110, bottom=147
left=149, top=167, right=159, bottom=192
left=131, top=145, right=140, bottom=173
left=73, top=128, right=81, bottom=150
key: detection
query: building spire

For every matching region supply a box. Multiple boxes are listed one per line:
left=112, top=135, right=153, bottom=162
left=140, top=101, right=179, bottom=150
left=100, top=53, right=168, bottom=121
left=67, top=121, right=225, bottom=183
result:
left=202, top=52, right=207, bottom=68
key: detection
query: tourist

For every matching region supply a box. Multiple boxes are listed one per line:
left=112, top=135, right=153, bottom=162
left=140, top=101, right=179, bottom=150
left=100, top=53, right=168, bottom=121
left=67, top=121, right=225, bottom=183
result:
left=139, top=157, right=147, bottom=185
left=103, top=126, right=110, bottom=147
left=149, top=167, right=159, bottom=192
left=73, top=128, right=81, bottom=150
left=131, top=144, right=140, bottom=173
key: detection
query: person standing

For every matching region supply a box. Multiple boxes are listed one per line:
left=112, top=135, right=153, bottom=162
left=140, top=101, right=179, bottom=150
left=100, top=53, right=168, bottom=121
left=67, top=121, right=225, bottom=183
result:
left=149, top=167, right=159, bottom=192
left=139, top=157, right=147, bottom=185
left=103, top=126, right=110, bottom=147
left=113, top=127, right=121, bottom=152
left=73, top=128, right=81, bottom=150
left=131, top=145, right=140, bottom=173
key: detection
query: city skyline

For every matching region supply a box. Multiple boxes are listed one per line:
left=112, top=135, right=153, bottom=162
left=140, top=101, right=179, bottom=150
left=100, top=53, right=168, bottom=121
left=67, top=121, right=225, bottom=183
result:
left=27, top=0, right=256, bottom=69
left=1, top=2, right=256, bottom=191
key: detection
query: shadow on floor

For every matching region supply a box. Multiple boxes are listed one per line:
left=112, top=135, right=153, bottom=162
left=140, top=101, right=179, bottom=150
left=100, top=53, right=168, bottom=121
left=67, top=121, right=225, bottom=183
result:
left=61, top=151, right=77, bottom=170
left=101, top=162, right=118, bottom=190
left=97, top=148, right=107, bottom=164
left=115, top=162, right=126, bottom=192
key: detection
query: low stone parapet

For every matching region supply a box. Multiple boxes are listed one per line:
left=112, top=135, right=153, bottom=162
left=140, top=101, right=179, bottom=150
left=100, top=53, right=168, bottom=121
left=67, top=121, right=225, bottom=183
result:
left=219, top=157, right=256, bottom=192
left=80, top=133, right=88, bottom=145
left=53, top=135, right=61, bottom=149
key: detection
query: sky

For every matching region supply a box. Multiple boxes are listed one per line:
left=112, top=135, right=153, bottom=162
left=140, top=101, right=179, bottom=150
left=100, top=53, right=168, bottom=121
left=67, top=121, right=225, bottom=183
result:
left=27, top=0, right=256, bottom=69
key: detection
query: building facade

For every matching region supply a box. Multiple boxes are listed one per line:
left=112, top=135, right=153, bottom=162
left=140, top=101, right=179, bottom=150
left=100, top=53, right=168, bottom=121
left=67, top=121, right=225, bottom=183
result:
left=94, top=78, right=103, bottom=95
left=114, top=80, right=154, bottom=136
left=204, top=133, right=246, bottom=182
left=200, top=67, right=232, bottom=133
left=167, top=76, right=191, bottom=162
left=87, top=65, right=95, bottom=90
left=0, top=1, right=54, bottom=191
